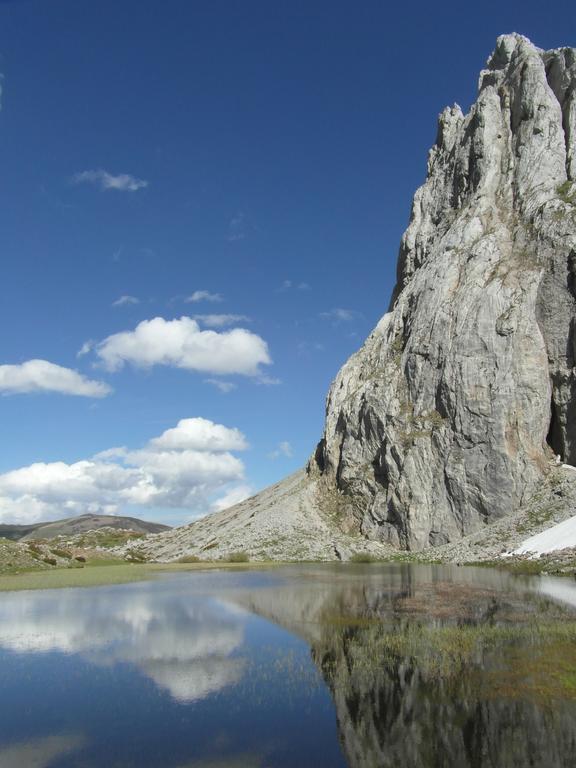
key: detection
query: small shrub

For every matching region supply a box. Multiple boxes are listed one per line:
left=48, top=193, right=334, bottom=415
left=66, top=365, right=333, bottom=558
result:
left=50, top=548, right=72, bottom=559
left=177, top=554, right=201, bottom=563
left=226, top=551, right=249, bottom=563
left=74, top=555, right=86, bottom=563
left=350, top=552, right=378, bottom=563
left=42, top=557, right=57, bottom=566
left=125, top=549, right=148, bottom=563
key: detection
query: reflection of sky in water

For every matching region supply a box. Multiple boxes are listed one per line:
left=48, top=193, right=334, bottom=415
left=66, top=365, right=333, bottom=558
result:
left=0, top=579, right=246, bottom=703
left=2, top=566, right=576, bottom=768
left=0, top=572, right=346, bottom=768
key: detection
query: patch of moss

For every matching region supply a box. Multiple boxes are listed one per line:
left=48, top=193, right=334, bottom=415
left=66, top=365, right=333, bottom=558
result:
left=557, top=180, right=576, bottom=205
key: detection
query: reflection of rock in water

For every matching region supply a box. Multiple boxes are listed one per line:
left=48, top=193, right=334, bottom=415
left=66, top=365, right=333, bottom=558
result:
left=229, top=565, right=576, bottom=768
left=314, top=626, right=576, bottom=768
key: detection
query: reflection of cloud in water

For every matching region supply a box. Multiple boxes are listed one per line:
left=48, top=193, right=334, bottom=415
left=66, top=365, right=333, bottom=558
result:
left=180, top=756, right=264, bottom=768
left=0, top=733, right=84, bottom=768
left=0, top=585, right=245, bottom=703
left=144, top=657, right=244, bottom=703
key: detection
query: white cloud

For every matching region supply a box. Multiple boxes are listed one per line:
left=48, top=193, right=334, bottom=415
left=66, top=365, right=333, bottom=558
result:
left=193, top=314, right=250, bottom=328
left=278, top=280, right=311, bottom=292
left=320, top=308, right=358, bottom=323
left=204, top=379, right=237, bottom=394
left=297, top=341, right=324, bottom=356
left=185, top=291, right=223, bottom=303
left=149, top=418, right=248, bottom=452
left=77, top=341, right=94, bottom=358
left=211, top=484, right=253, bottom=512
left=72, top=169, right=148, bottom=192
left=96, top=316, right=271, bottom=377
left=268, top=441, right=293, bottom=460
left=0, top=360, right=111, bottom=398
left=0, top=418, right=250, bottom=524
left=113, top=295, right=140, bottom=307
left=228, top=212, right=247, bottom=241
left=256, top=374, right=281, bottom=386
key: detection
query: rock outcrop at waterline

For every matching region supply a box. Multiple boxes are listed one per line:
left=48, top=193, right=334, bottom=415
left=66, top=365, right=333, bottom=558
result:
left=134, top=34, right=576, bottom=562
left=313, top=33, right=576, bottom=550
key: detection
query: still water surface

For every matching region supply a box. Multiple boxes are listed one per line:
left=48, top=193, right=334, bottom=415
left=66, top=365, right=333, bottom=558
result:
left=0, top=564, right=575, bottom=767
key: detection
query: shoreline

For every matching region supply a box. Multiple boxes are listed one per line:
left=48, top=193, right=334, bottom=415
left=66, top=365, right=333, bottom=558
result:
left=0, top=554, right=571, bottom=592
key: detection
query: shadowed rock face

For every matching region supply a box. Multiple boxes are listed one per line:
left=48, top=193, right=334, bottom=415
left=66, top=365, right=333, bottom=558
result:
left=313, top=34, right=576, bottom=550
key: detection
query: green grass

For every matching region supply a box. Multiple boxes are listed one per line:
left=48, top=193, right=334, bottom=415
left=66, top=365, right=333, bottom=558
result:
left=0, top=559, right=285, bottom=591
left=60, top=529, right=146, bottom=548
left=349, top=552, right=380, bottom=563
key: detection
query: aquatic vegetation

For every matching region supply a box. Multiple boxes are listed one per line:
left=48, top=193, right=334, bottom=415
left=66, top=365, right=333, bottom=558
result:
left=319, top=618, right=576, bottom=702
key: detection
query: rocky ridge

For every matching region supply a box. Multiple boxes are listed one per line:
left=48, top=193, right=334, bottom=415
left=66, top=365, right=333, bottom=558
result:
left=135, top=34, right=576, bottom=563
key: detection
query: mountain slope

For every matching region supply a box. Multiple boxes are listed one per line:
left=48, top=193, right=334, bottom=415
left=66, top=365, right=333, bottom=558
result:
left=140, top=33, right=576, bottom=561
left=0, top=514, right=170, bottom=542
left=133, top=470, right=392, bottom=562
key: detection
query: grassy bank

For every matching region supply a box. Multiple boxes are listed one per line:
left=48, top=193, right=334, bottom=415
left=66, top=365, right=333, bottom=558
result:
left=0, top=559, right=281, bottom=592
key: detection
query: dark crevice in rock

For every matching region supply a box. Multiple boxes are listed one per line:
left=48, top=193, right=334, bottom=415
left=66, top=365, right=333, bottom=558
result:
left=546, top=393, right=563, bottom=461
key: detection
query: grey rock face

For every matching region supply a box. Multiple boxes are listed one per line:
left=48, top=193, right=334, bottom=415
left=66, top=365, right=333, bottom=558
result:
left=313, top=34, right=576, bottom=550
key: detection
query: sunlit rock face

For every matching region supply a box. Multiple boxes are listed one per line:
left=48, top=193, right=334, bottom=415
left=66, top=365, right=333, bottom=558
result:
left=313, top=34, right=576, bottom=550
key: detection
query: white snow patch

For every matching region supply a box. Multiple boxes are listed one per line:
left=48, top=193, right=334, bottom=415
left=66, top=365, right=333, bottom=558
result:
left=514, top=514, right=576, bottom=556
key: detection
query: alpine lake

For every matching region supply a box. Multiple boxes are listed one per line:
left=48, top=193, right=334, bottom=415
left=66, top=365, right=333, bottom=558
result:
left=1, top=563, right=576, bottom=768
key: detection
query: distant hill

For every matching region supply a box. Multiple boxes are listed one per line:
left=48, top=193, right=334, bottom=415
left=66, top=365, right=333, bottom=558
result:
left=0, top=514, right=170, bottom=542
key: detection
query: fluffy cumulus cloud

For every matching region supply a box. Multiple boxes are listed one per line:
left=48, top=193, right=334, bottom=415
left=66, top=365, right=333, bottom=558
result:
left=95, top=316, right=271, bottom=377
left=149, top=417, right=248, bottom=452
left=72, top=169, right=148, bottom=192
left=0, top=418, right=250, bottom=524
left=0, top=360, right=111, bottom=397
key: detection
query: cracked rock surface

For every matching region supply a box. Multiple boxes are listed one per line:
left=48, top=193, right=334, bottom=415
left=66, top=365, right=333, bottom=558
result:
left=314, top=33, right=576, bottom=550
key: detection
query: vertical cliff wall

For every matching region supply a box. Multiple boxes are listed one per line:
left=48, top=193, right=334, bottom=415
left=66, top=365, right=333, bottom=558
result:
left=313, top=34, right=576, bottom=550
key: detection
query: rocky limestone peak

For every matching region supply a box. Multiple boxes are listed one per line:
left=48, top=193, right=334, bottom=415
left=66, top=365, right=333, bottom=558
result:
left=312, top=34, right=576, bottom=550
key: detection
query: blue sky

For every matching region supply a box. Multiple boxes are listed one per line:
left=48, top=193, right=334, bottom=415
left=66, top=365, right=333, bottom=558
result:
left=0, top=0, right=574, bottom=525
